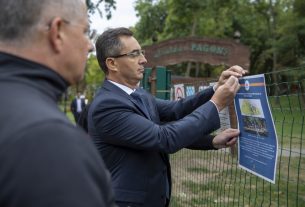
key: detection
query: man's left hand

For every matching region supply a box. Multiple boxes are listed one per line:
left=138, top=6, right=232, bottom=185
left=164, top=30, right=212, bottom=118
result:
left=212, top=128, right=240, bottom=149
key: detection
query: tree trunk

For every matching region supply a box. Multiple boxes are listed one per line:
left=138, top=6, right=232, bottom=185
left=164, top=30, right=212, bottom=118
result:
left=195, top=62, right=200, bottom=77
left=185, top=17, right=198, bottom=77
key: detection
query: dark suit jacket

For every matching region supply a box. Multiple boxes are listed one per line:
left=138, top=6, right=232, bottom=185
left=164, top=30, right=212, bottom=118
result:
left=88, top=80, right=220, bottom=207
left=70, top=97, right=86, bottom=118
left=71, top=98, right=86, bottom=112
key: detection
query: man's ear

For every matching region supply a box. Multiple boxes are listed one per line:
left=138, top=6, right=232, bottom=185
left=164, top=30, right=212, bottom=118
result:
left=106, top=58, right=118, bottom=72
left=48, top=17, right=65, bottom=53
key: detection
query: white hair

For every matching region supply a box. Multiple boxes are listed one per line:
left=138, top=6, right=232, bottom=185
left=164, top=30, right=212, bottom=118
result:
left=0, top=0, right=86, bottom=46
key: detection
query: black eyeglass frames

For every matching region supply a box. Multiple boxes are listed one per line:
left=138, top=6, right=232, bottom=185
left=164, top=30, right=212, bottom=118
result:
left=112, top=49, right=145, bottom=58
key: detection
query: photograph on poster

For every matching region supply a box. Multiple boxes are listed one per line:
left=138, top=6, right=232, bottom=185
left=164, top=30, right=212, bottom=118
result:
left=239, top=98, right=269, bottom=137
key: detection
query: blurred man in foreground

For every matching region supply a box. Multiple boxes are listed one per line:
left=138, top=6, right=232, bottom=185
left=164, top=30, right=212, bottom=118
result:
left=0, top=0, right=115, bottom=206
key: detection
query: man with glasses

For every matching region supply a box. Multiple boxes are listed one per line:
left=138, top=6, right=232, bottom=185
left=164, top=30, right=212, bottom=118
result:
left=0, top=0, right=115, bottom=206
left=89, top=27, right=247, bottom=207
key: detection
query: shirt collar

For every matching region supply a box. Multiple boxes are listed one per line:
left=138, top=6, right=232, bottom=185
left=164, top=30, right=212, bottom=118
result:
left=108, top=80, right=135, bottom=95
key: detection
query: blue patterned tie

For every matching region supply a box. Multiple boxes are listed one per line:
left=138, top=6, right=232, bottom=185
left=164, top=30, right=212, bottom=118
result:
left=130, top=90, right=150, bottom=119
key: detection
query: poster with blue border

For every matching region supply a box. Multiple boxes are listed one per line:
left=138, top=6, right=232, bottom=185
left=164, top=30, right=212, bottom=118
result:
left=234, top=74, right=278, bottom=183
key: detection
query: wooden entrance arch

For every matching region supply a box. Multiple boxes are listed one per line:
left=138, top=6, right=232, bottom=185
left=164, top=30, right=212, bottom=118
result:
left=143, top=37, right=250, bottom=70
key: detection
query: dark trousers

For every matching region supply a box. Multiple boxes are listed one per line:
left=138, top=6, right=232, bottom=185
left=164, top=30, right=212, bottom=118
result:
left=73, top=112, right=81, bottom=122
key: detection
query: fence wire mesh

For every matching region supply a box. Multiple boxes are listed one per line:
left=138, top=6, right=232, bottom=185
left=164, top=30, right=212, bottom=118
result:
left=170, top=67, right=305, bottom=207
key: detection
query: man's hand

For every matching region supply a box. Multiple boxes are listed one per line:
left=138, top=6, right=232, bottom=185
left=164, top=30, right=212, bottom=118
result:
left=211, top=76, right=240, bottom=111
left=214, top=65, right=247, bottom=90
left=212, top=128, right=240, bottom=149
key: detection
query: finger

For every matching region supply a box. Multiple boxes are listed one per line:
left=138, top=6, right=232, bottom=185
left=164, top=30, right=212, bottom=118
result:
left=228, top=65, right=246, bottom=75
left=226, top=137, right=237, bottom=146
left=222, top=70, right=243, bottom=79
left=231, top=77, right=240, bottom=93
left=225, top=128, right=240, bottom=135
left=233, top=79, right=240, bottom=93
left=226, top=76, right=238, bottom=86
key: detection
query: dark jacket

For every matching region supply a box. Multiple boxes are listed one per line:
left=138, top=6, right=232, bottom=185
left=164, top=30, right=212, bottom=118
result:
left=88, top=80, right=220, bottom=207
left=0, top=52, right=116, bottom=207
left=77, top=103, right=91, bottom=132
left=70, top=97, right=86, bottom=114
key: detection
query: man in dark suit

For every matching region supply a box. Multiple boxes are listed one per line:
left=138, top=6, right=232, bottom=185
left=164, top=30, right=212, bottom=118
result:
left=71, top=92, right=86, bottom=122
left=88, top=27, right=247, bottom=207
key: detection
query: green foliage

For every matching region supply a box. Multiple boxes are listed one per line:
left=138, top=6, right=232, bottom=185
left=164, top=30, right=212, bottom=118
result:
left=85, top=1, right=116, bottom=46
left=86, top=0, right=116, bottom=19
left=133, top=0, right=168, bottom=45
left=84, top=54, right=105, bottom=101
left=66, top=54, right=104, bottom=102
left=133, top=0, right=305, bottom=75
left=85, top=54, right=104, bottom=85
left=164, top=0, right=206, bottom=37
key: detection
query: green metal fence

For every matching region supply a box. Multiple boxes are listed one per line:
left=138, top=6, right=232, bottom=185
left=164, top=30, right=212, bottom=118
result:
left=141, top=66, right=172, bottom=100
left=170, top=67, right=305, bottom=207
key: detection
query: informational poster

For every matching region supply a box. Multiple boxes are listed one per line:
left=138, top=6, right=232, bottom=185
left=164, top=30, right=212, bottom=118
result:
left=234, top=74, right=278, bottom=183
left=174, top=84, right=185, bottom=100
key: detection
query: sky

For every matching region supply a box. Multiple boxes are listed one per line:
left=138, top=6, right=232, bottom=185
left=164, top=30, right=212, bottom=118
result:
left=90, top=0, right=139, bottom=34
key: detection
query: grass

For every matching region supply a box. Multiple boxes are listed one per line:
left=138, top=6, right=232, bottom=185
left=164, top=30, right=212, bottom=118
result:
left=268, top=94, right=305, bottom=148
left=170, top=149, right=305, bottom=207
left=58, top=104, right=75, bottom=124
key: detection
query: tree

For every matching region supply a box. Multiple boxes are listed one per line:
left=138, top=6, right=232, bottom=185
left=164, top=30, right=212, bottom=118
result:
left=68, top=55, right=104, bottom=102
left=133, top=0, right=168, bottom=45
left=86, top=0, right=116, bottom=20
left=84, top=55, right=105, bottom=101
left=85, top=0, right=116, bottom=39
left=133, top=0, right=305, bottom=76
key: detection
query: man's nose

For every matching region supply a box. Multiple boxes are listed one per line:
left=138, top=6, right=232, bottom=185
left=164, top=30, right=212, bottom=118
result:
left=140, top=55, right=147, bottom=65
left=88, top=41, right=94, bottom=53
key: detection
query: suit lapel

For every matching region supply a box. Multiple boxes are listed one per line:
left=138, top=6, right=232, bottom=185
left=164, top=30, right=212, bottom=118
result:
left=103, top=80, right=152, bottom=120
left=130, top=96, right=152, bottom=120
left=136, top=92, right=153, bottom=120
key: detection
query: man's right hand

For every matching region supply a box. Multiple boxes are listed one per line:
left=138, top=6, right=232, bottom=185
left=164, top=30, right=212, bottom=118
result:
left=213, top=65, right=247, bottom=91
left=211, top=76, right=240, bottom=111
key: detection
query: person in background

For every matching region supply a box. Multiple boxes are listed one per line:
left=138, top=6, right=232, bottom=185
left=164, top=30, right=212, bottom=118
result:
left=71, top=91, right=86, bottom=122
left=77, top=102, right=91, bottom=133
left=88, top=27, right=247, bottom=207
left=0, top=0, right=116, bottom=206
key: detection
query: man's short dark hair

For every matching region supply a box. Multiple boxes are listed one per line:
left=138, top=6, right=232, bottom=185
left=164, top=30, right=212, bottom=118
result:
left=95, top=27, right=133, bottom=75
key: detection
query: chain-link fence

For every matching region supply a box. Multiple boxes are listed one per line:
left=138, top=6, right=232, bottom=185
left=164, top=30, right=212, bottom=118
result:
left=170, top=67, right=305, bottom=207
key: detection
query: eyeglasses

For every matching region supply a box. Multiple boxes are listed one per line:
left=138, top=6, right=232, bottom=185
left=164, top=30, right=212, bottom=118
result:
left=112, top=49, right=145, bottom=58
left=61, top=19, right=90, bottom=39
left=47, top=17, right=90, bottom=39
